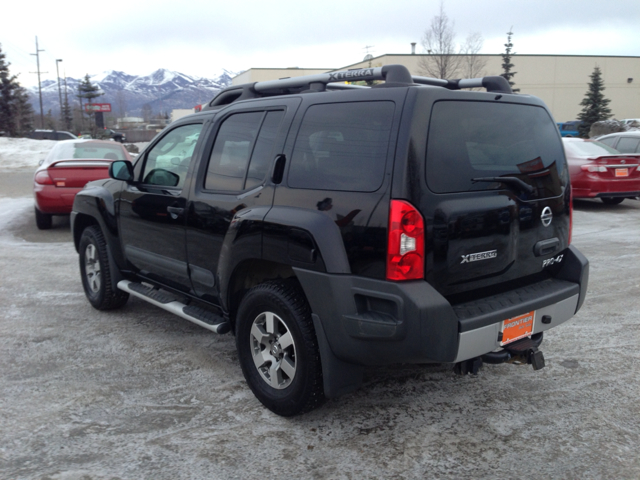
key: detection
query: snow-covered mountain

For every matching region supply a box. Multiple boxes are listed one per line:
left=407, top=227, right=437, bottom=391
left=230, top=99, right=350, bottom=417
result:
left=30, top=68, right=234, bottom=117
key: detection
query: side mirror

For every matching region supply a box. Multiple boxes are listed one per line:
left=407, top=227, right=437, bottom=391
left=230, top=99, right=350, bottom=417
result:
left=109, top=160, right=134, bottom=182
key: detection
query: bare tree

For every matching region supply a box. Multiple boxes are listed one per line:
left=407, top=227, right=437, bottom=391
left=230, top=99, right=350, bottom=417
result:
left=115, top=90, right=127, bottom=120
left=418, top=2, right=461, bottom=79
left=460, top=32, right=487, bottom=79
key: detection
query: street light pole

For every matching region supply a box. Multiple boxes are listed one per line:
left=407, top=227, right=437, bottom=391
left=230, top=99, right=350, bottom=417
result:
left=56, top=59, right=63, bottom=127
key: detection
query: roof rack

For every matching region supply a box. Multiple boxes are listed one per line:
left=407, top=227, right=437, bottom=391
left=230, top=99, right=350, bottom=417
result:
left=203, top=64, right=513, bottom=110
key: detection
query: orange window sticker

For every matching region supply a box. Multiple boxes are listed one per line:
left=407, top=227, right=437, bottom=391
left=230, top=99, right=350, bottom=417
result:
left=500, top=311, right=535, bottom=346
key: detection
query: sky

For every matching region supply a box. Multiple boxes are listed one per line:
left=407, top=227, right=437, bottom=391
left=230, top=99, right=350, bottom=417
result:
left=2, top=0, right=639, bottom=87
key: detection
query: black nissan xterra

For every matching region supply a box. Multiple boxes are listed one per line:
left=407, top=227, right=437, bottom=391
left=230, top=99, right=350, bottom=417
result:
left=71, top=65, right=588, bottom=416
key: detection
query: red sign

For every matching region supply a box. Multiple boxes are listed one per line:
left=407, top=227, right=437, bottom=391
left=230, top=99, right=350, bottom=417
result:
left=85, top=103, right=112, bottom=113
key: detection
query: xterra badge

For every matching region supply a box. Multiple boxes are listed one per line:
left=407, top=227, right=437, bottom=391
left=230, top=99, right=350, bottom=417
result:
left=461, top=250, right=497, bottom=264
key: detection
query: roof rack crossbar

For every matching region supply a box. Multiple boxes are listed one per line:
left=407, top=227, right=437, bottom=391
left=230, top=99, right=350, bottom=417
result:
left=253, top=64, right=413, bottom=93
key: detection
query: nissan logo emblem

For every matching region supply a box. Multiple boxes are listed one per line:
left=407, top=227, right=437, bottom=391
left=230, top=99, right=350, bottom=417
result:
left=541, top=206, right=553, bottom=227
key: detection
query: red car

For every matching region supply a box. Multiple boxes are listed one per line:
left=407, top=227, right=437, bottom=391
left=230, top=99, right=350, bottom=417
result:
left=563, top=138, right=640, bottom=205
left=34, top=139, right=132, bottom=229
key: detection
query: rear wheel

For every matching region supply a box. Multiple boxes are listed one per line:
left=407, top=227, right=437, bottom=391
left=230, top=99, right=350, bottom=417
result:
left=79, top=225, right=129, bottom=310
left=601, top=197, right=624, bottom=205
left=236, top=279, right=324, bottom=416
left=34, top=207, right=52, bottom=230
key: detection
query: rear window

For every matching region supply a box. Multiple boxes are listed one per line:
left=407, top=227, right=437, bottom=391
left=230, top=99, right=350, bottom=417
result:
left=44, top=142, right=127, bottom=165
left=563, top=140, right=620, bottom=156
left=426, top=101, right=565, bottom=194
left=288, top=101, right=394, bottom=192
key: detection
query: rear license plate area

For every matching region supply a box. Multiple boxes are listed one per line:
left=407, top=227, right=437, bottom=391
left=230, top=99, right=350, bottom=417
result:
left=500, top=311, right=535, bottom=346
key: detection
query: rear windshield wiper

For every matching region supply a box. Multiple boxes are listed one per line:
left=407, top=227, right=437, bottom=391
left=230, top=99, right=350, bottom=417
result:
left=472, top=176, right=535, bottom=194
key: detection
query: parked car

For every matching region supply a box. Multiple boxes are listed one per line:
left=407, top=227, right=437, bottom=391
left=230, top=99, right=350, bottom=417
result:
left=557, top=121, right=583, bottom=137
left=34, top=139, right=132, bottom=229
left=596, top=131, right=640, bottom=154
left=563, top=137, right=640, bottom=205
left=71, top=64, right=588, bottom=416
left=102, top=128, right=126, bottom=143
left=27, top=130, right=78, bottom=141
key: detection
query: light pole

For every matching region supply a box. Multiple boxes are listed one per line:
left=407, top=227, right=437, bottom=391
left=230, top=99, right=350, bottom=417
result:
left=56, top=59, right=63, bottom=128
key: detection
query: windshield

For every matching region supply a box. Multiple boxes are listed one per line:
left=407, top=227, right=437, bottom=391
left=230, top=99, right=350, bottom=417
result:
left=426, top=101, right=566, bottom=195
left=563, top=139, right=620, bottom=156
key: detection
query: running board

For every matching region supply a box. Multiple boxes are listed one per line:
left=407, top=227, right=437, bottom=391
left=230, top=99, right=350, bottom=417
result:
left=117, top=280, right=230, bottom=334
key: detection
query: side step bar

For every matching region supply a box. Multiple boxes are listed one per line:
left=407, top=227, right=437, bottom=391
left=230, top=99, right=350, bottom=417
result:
left=117, top=280, right=230, bottom=334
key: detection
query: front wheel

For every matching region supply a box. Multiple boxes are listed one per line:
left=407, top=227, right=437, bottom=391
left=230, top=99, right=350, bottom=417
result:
left=79, top=225, right=129, bottom=310
left=601, top=197, right=624, bottom=205
left=236, top=280, right=324, bottom=416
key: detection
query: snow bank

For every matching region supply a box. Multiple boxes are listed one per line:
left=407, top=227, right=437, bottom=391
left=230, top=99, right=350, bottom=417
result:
left=0, top=138, right=149, bottom=170
left=0, top=138, right=57, bottom=170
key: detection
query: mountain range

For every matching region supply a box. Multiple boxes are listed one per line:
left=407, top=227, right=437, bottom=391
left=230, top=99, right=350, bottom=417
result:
left=28, top=69, right=234, bottom=118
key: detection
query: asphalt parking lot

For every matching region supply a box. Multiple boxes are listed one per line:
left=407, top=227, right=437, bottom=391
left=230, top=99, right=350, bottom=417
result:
left=1, top=169, right=639, bottom=480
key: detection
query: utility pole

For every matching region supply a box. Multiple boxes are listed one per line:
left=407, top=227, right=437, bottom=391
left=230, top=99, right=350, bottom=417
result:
left=56, top=59, right=63, bottom=127
left=30, top=36, right=46, bottom=128
left=63, top=69, right=71, bottom=131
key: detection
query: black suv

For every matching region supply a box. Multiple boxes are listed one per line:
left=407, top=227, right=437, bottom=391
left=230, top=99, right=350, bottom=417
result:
left=71, top=65, right=588, bottom=416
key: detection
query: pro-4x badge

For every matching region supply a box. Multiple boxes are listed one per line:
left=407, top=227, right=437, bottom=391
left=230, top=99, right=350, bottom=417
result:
left=461, top=250, right=497, bottom=264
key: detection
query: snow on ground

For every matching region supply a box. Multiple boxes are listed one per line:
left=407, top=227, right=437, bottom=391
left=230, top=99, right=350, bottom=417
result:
left=0, top=138, right=58, bottom=170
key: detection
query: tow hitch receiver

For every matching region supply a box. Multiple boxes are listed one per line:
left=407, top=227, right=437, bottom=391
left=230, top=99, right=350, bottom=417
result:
left=454, top=333, right=546, bottom=375
left=504, top=335, right=546, bottom=370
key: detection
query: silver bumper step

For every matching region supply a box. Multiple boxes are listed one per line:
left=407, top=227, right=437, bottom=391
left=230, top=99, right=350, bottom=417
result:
left=117, top=280, right=230, bottom=334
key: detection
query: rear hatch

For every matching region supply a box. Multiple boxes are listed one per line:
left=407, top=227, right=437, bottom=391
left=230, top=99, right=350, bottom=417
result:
left=419, top=98, right=570, bottom=297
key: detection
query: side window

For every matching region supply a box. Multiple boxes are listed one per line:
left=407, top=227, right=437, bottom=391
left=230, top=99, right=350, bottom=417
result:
left=141, top=123, right=203, bottom=188
left=288, top=102, right=394, bottom=192
left=597, top=137, right=617, bottom=148
left=205, top=110, right=284, bottom=192
left=616, top=137, right=640, bottom=154
left=245, top=111, right=284, bottom=190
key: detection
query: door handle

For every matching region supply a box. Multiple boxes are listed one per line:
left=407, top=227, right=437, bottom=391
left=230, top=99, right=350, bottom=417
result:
left=167, top=206, right=184, bottom=219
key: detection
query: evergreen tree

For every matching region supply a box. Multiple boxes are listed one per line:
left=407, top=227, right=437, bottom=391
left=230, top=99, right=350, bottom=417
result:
left=577, top=66, right=612, bottom=138
left=500, top=29, right=520, bottom=93
left=61, top=97, right=73, bottom=131
left=0, top=43, right=18, bottom=135
left=13, top=85, right=34, bottom=136
left=76, top=74, right=103, bottom=134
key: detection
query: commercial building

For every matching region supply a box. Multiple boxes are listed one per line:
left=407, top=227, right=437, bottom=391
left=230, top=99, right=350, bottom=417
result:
left=232, top=53, right=640, bottom=122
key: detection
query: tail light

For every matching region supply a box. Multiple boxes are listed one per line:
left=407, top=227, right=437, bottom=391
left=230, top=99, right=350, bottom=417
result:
left=569, top=186, right=573, bottom=245
left=35, top=170, right=54, bottom=185
left=387, top=199, right=425, bottom=281
left=581, top=164, right=607, bottom=172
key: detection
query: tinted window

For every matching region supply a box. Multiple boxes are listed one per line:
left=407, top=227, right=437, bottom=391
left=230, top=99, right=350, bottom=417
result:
left=205, top=112, right=263, bottom=191
left=616, top=137, right=640, bottom=154
left=426, top=101, right=565, bottom=194
left=142, top=123, right=203, bottom=188
left=288, top=102, right=394, bottom=192
left=245, top=111, right=284, bottom=190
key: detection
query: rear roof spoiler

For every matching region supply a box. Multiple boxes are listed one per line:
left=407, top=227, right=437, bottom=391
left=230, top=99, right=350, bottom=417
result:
left=204, top=64, right=514, bottom=110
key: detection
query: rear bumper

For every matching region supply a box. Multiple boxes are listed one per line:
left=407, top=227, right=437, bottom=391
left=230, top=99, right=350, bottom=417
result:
left=295, top=245, right=588, bottom=396
left=34, top=184, right=81, bottom=214
left=572, top=176, right=640, bottom=198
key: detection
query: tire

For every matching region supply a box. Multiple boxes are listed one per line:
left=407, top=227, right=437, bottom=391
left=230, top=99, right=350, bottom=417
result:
left=35, top=207, right=52, bottom=230
left=79, top=225, right=129, bottom=310
left=236, top=279, right=325, bottom=416
left=601, top=197, right=624, bottom=205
